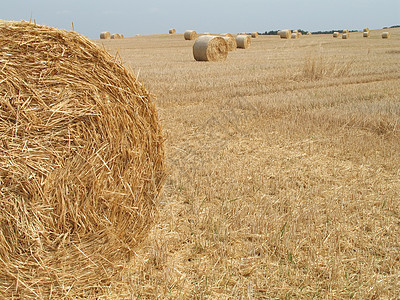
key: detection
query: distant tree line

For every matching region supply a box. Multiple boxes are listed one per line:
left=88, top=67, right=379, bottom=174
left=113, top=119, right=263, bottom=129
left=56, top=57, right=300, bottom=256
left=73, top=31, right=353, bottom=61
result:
left=260, top=25, right=399, bottom=35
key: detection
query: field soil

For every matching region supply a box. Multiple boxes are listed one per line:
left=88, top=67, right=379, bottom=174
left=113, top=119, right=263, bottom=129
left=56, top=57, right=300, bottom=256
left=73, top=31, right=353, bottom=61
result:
left=95, top=29, right=400, bottom=299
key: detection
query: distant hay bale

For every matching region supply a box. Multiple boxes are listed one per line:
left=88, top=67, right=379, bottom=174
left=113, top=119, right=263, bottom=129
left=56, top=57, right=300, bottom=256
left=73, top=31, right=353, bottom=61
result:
left=193, top=35, right=228, bottom=61
left=382, top=32, right=390, bottom=39
left=342, top=33, right=349, bottom=39
left=251, top=32, right=258, bottom=38
left=363, top=28, right=370, bottom=32
left=236, top=34, right=251, bottom=49
left=0, top=21, right=165, bottom=298
left=223, top=36, right=237, bottom=51
left=291, top=32, right=299, bottom=39
left=121, top=34, right=124, bottom=38
left=333, top=32, right=340, bottom=37
left=184, top=30, right=197, bottom=40
left=221, top=33, right=233, bottom=38
left=111, top=33, right=121, bottom=39
left=169, top=28, right=176, bottom=34
left=307, top=32, right=312, bottom=35
left=100, top=31, right=111, bottom=39
left=342, top=29, right=349, bottom=34
left=363, top=31, right=370, bottom=37
left=279, top=29, right=291, bottom=39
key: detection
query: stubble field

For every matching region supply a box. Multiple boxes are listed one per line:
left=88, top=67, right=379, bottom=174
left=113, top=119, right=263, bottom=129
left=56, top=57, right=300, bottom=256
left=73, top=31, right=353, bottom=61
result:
left=95, top=29, right=400, bottom=299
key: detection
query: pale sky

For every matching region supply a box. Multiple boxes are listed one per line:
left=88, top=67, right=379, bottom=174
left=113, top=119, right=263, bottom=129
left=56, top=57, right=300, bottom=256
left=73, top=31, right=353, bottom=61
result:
left=2, top=0, right=399, bottom=38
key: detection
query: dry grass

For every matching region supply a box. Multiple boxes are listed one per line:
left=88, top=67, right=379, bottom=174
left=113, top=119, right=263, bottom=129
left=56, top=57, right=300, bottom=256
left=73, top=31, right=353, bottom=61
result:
left=45, top=28, right=400, bottom=298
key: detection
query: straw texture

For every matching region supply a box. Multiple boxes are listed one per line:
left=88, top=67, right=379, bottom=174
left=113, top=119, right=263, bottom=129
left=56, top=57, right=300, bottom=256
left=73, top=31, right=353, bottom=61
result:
left=184, top=30, right=197, bottom=40
left=0, top=21, right=165, bottom=298
left=236, top=34, right=251, bottom=49
left=223, top=36, right=237, bottom=51
left=100, top=31, right=111, bottom=39
left=193, top=35, right=228, bottom=61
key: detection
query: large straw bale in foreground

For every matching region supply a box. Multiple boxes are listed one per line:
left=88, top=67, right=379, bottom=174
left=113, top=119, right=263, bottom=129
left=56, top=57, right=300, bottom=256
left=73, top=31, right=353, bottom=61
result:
left=236, top=34, right=251, bottom=49
left=0, top=21, right=165, bottom=298
left=193, top=35, right=228, bottom=61
left=184, top=30, right=197, bottom=40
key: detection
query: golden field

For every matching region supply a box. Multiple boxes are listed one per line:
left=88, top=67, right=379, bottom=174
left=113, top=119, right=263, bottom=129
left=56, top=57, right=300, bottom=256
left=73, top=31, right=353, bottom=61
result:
left=95, top=29, right=400, bottom=299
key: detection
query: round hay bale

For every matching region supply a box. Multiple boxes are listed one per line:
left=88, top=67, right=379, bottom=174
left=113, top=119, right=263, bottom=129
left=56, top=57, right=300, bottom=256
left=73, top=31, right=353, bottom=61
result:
left=342, top=33, right=349, bottom=39
left=223, top=35, right=237, bottom=51
left=251, top=32, right=258, bottom=38
left=111, top=33, right=121, bottom=39
left=236, top=34, right=251, bottom=49
left=382, top=32, right=390, bottom=39
left=363, top=27, right=370, bottom=32
left=184, top=30, right=197, bottom=40
left=0, top=21, right=165, bottom=298
left=193, top=35, right=228, bottom=61
left=363, top=31, right=370, bottom=37
left=221, top=33, right=234, bottom=38
left=279, top=29, right=291, bottom=39
left=169, top=28, right=176, bottom=34
left=333, top=31, right=340, bottom=38
left=342, top=29, right=349, bottom=34
left=291, top=32, right=298, bottom=39
left=100, top=31, right=111, bottom=39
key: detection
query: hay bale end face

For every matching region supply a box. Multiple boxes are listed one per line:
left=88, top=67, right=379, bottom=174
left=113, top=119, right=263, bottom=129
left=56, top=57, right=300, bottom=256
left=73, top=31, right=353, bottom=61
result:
left=0, top=21, right=165, bottom=298
left=342, top=33, right=349, bottom=39
left=193, top=35, right=228, bottom=61
left=236, top=34, right=251, bottom=49
left=100, top=31, right=111, bottom=39
left=333, top=32, right=340, bottom=38
left=363, top=31, right=370, bottom=37
left=382, top=32, right=391, bottom=39
left=184, top=30, right=197, bottom=40
left=223, top=35, right=237, bottom=51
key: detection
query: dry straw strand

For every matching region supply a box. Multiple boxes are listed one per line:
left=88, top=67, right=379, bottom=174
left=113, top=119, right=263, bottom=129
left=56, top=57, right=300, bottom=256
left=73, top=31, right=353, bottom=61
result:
left=0, top=21, right=165, bottom=299
left=184, top=30, right=197, bottom=40
left=193, top=35, right=228, bottom=61
left=236, top=34, right=251, bottom=49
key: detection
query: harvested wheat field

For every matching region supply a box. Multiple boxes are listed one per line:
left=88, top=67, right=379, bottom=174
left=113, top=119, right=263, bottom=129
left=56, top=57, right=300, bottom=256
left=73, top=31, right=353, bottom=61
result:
left=93, top=29, right=400, bottom=298
left=2, top=24, right=399, bottom=298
